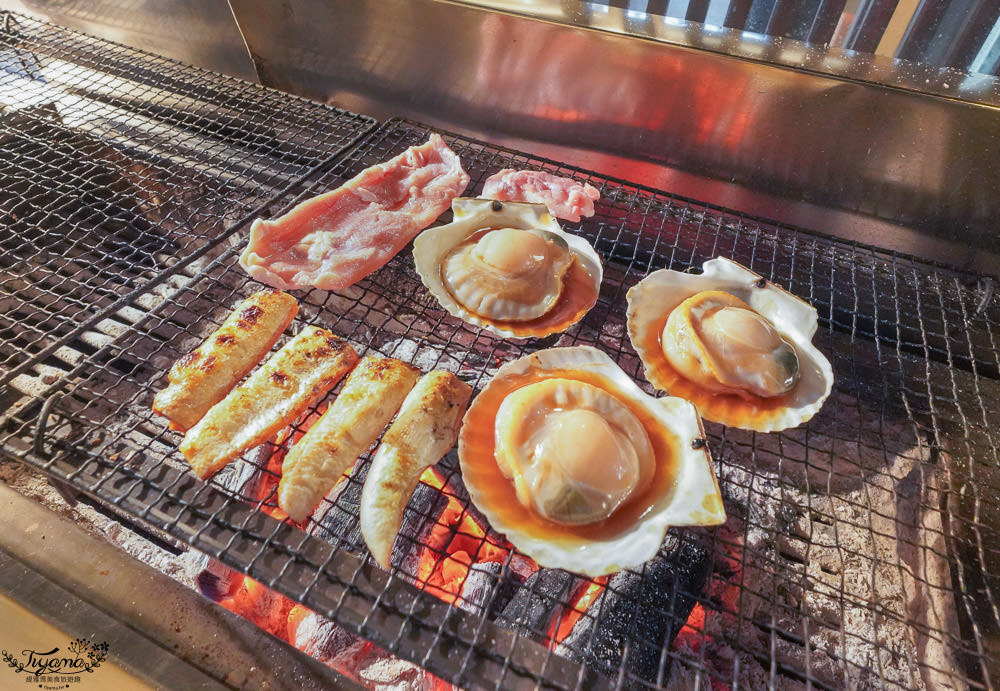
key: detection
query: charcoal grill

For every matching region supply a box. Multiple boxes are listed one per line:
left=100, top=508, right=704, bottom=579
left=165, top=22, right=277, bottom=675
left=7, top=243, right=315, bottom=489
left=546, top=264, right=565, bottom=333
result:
left=2, top=11, right=999, bottom=691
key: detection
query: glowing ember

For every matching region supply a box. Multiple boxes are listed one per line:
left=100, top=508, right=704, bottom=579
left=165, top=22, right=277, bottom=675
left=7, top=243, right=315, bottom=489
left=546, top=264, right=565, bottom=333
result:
left=414, top=467, right=510, bottom=604
left=286, top=603, right=312, bottom=641
left=552, top=579, right=606, bottom=642
left=220, top=575, right=294, bottom=639
left=673, top=602, right=708, bottom=652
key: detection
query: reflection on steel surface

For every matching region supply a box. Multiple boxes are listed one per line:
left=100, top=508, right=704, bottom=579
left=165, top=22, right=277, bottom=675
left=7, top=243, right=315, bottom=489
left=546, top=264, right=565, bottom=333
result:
left=454, top=0, right=1000, bottom=93
left=228, top=0, right=1000, bottom=272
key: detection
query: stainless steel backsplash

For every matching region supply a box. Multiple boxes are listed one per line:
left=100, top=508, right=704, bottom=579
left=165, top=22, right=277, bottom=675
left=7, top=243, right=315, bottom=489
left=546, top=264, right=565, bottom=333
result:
left=4, top=0, right=998, bottom=274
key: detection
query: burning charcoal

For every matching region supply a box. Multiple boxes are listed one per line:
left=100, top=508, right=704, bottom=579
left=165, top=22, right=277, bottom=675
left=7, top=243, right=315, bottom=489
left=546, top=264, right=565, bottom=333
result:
left=310, top=471, right=366, bottom=551
left=291, top=608, right=365, bottom=664
left=497, top=568, right=585, bottom=643
left=387, top=469, right=514, bottom=605
left=507, top=553, right=536, bottom=582
left=556, top=537, right=712, bottom=685
left=458, top=554, right=536, bottom=616
left=193, top=445, right=269, bottom=600
left=391, top=480, right=449, bottom=572
left=212, top=445, right=270, bottom=498
left=458, top=561, right=503, bottom=614
left=225, top=576, right=295, bottom=639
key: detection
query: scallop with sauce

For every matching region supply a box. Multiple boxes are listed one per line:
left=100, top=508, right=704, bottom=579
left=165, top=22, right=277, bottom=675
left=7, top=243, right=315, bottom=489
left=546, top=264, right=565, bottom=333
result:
left=459, top=346, right=725, bottom=577
left=626, top=257, right=834, bottom=432
left=413, top=199, right=602, bottom=339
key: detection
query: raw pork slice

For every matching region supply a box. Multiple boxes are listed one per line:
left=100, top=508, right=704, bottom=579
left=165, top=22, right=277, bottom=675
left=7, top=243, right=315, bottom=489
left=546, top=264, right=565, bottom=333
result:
left=481, top=169, right=600, bottom=222
left=240, top=134, right=470, bottom=291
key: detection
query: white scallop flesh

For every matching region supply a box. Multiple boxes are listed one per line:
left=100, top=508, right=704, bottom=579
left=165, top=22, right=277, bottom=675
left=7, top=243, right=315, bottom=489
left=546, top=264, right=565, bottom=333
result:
left=626, top=257, right=835, bottom=432
left=412, top=198, right=604, bottom=339
left=664, top=293, right=800, bottom=398
left=459, top=345, right=726, bottom=576
left=441, top=227, right=572, bottom=321
left=494, top=378, right=653, bottom=525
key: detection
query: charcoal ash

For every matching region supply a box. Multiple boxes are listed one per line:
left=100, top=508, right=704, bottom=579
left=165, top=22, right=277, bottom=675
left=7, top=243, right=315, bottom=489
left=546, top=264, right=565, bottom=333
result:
left=292, top=610, right=366, bottom=667
left=358, top=656, right=439, bottom=691
left=291, top=609, right=443, bottom=690
left=673, top=435, right=965, bottom=690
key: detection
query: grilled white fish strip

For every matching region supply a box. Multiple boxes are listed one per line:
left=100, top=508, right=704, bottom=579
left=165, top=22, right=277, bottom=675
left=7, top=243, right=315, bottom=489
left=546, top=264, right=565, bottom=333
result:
left=278, top=356, right=421, bottom=523
left=153, top=289, right=298, bottom=431
left=360, top=371, right=472, bottom=569
left=179, top=327, right=358, bottom=479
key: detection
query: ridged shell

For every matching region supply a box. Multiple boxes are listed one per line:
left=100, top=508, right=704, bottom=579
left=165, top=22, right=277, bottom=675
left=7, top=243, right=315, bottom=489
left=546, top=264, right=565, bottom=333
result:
left=413, top=199, right=602, bottom=339
left=626, top=257, right=834, bottom=432
left=459, top=346, right=726, bottom=577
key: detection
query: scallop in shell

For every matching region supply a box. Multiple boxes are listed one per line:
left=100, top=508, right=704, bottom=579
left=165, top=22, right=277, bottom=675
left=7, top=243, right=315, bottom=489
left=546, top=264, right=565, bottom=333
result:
left=626, top=257, right=833, bottom=432
left=459, top=346, right=725, bottom=577
left=413, top=199, right=602, bottom=338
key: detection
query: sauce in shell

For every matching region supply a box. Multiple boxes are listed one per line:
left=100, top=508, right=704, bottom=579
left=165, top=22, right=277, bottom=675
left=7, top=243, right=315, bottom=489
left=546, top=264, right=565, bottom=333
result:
left=460, top=367, right=681, bottom=544
left=636, top=304, right=796, bottom=429
left=440, top=228, right=599, bottom=339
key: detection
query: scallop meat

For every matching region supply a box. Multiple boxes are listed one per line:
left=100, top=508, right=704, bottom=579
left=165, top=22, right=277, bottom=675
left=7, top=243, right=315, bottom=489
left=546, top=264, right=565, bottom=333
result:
left=459, top=346, right=725, bottom=577
left=626, top=257, right=833, bottom=432
left=413, top=199, right=602, bottom=339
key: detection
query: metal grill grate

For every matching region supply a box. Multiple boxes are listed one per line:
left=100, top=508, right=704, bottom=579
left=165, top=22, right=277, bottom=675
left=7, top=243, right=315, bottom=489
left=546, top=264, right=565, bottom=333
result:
left=1, top=30, right=998, bottom=688
left=0, top=12, right=376, bottom=395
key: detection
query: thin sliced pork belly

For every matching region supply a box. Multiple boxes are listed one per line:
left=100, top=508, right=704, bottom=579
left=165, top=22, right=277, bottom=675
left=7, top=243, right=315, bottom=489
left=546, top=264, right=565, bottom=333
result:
left=481, top=169, right=600, bottom=222
left=240, top=134, right=470, bottom=291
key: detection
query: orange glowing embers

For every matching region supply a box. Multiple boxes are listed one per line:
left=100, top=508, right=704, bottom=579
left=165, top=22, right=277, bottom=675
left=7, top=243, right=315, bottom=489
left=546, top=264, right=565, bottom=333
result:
left=673, top=602, right=708, bottom=652
left=219, top=575, right=294, bottom=639
left=552, top=579, right=607, bottom=643
left=412, top=466, right=513, bottom=605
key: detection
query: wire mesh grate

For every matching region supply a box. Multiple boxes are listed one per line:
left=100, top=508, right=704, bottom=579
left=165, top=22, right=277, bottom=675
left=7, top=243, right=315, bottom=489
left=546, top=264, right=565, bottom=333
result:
left=2, top=105, right=999, bottom=689
left=0, top=12, right=376, bottom=393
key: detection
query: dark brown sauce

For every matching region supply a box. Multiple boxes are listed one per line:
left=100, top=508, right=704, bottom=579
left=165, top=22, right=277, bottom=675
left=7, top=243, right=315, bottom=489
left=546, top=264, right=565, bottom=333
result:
left=461, top=368, right=680, bottom=544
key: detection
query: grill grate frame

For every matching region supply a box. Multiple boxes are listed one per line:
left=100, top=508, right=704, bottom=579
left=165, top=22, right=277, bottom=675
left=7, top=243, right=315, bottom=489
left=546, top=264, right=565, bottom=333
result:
left=0, top=18, right=998, bottom=689
left=0, top=12, right=377, bottom=391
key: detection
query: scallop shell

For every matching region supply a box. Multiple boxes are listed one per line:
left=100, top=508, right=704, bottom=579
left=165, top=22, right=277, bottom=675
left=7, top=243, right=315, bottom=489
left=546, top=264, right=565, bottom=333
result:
left=459, top=346, right=726, bottom=577
left=413, top=198, right=602, bottom=339
left=627, top=257, right=834, bottom=432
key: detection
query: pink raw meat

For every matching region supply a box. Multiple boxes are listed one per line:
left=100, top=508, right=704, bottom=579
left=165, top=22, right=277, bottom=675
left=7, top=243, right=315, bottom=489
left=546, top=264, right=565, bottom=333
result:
left=240, top=134, right=470, bottom=291
left=481, top=169, right=600, bottom=222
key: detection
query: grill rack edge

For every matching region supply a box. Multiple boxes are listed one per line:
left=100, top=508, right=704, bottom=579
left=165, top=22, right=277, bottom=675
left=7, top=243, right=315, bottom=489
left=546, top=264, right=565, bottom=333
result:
left=0, top=14, right=998, bottom=691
